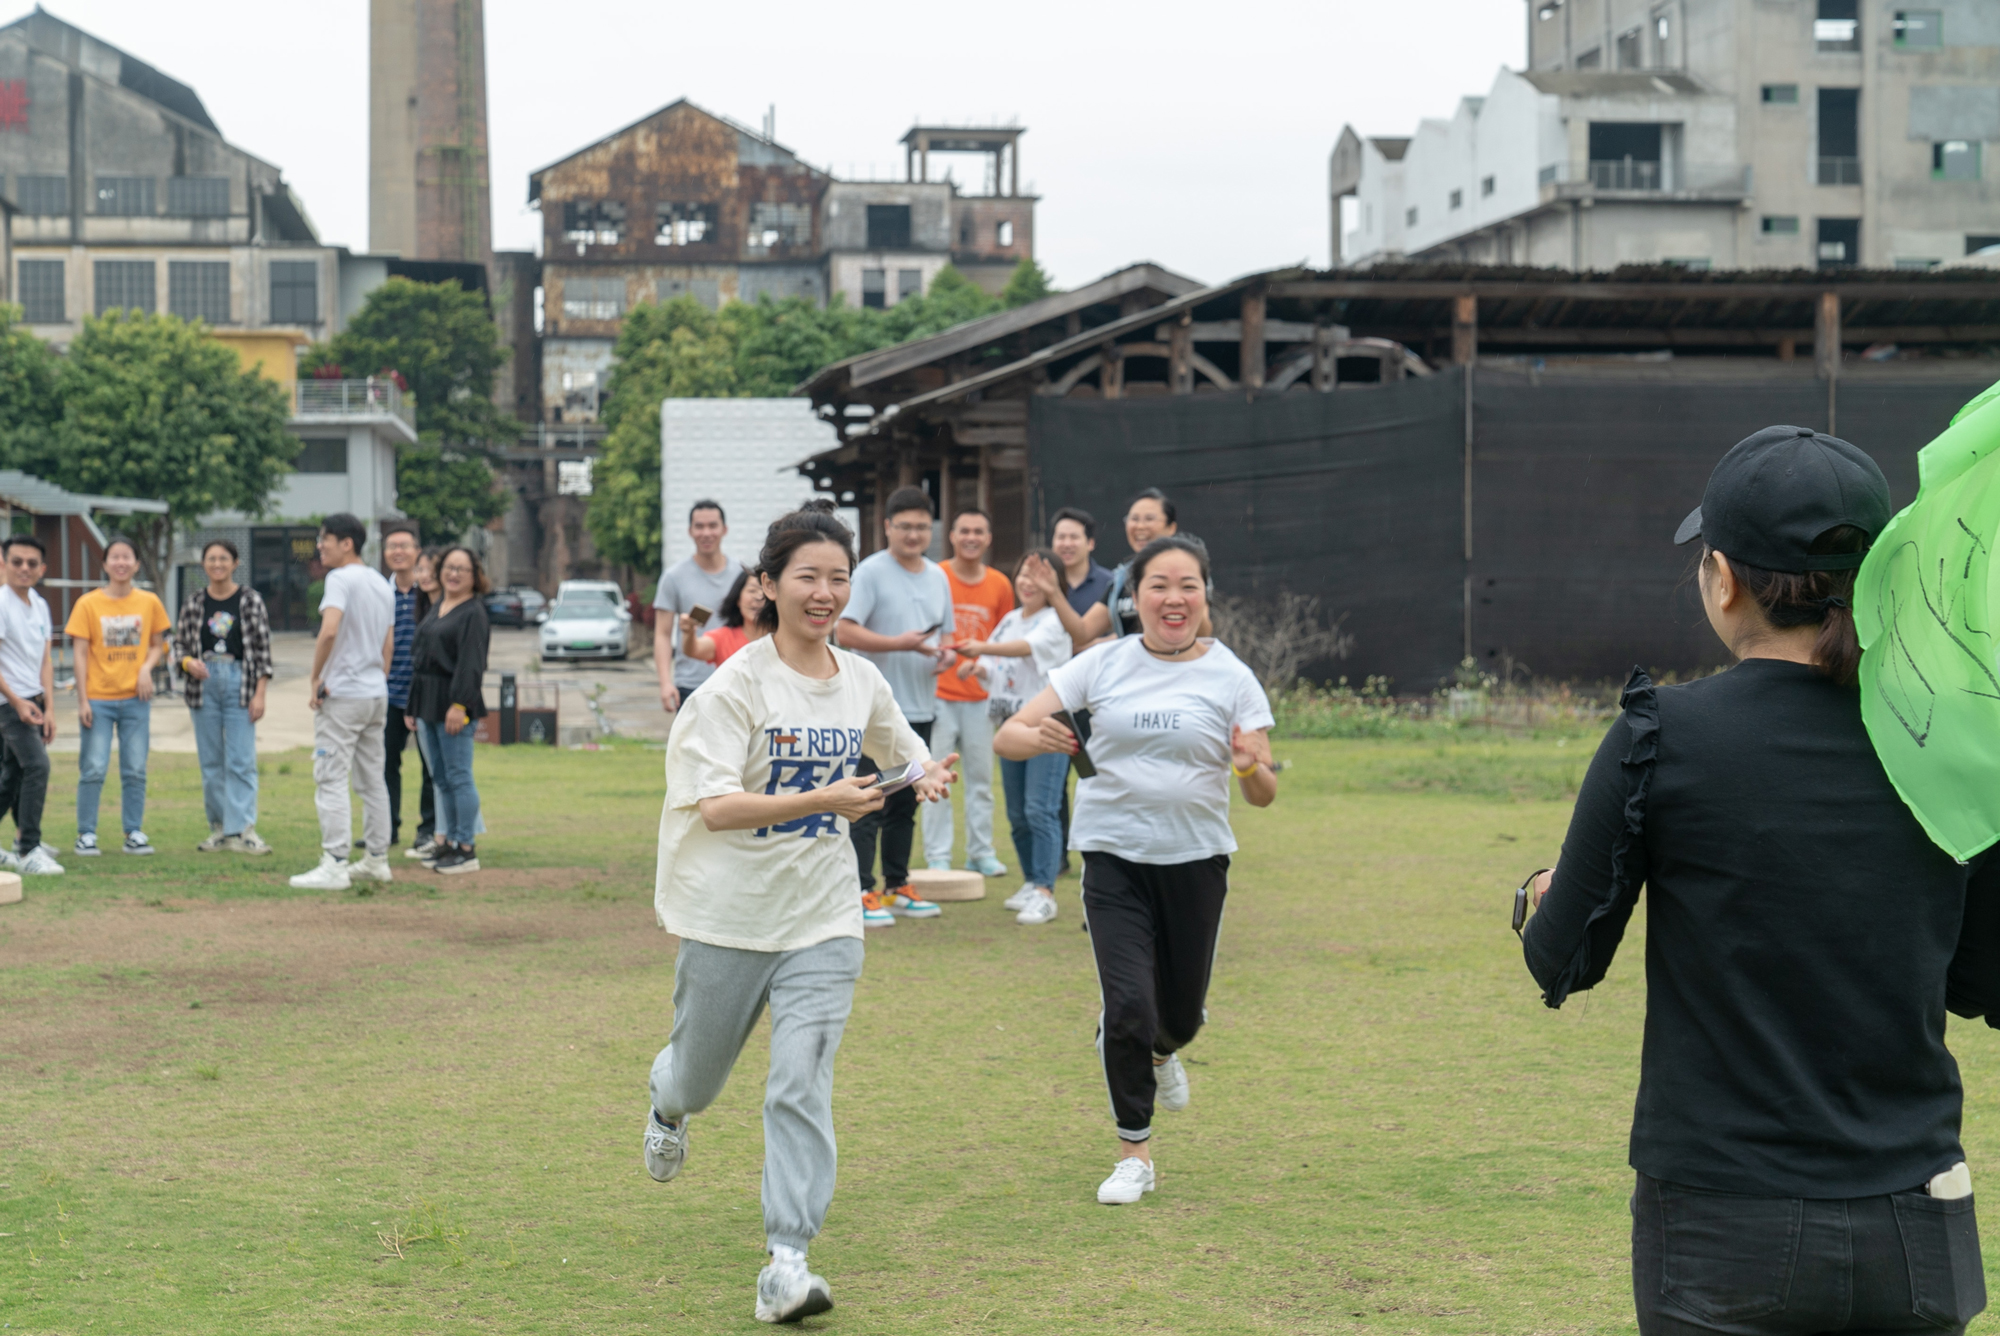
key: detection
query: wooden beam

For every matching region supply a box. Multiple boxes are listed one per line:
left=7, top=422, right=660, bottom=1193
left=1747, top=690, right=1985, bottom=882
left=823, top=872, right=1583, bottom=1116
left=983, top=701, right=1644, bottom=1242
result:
left=977, top=444, right=992, bottom=514
left=950, top=426, right=1028, bottom=446
left=1188, top=351, right=1234, bottom=391
left=1156, top=320, right=1320, bottom=343
left=1169, top=316, right=1193, bottom=395
left=1046, top=353, right=1105, bottom=396
left=1241, top=286, right=1267, bottom=391
left=1101, top=347, right=1125, bottom=399
left=1310, top=324, right=1335, bottom=391
left=1814, top=292, right=1842, bottom=380
left=1451, top=295, right=1478, bottom=365
left=1269, top=278, right=2000, bottom=302
left=1359, top=323, right=2000, bottom=348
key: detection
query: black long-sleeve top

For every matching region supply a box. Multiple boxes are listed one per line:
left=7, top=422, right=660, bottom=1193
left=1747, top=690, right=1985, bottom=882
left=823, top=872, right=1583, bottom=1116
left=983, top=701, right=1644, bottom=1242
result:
left=1523, top=658, right=2000, bottom=1199
left=407, top=598, right=490, bottom=723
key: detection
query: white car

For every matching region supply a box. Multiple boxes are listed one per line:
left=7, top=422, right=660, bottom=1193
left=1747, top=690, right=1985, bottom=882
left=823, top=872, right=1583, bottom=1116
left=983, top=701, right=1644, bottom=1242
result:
left=540, top=597, right=630, bottom=661
left=556, top=579, right=628, bottom=614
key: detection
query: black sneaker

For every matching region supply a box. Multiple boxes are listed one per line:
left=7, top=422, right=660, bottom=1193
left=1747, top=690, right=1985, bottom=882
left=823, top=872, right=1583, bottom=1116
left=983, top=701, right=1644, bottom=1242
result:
left=433, top=845, right=481, bottom=876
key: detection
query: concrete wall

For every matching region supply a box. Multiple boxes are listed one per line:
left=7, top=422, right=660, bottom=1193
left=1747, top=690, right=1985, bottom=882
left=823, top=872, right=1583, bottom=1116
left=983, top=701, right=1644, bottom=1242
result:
left=820, top=181, right=954, bottom=252
left=825, top=252, right=951, bottom=310
left=12, top=241, right=340, bottom=342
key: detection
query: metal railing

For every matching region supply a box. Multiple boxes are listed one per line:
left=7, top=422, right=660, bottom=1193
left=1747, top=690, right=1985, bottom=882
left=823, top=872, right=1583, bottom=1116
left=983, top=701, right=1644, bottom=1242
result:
left=294, top=377, right=415, bottom=428
left=1579, top=159, right=1750, bottom=193
left=1589, top=157, right=1662, bottom=190
left=1817, top=156, right=1861, bottom=185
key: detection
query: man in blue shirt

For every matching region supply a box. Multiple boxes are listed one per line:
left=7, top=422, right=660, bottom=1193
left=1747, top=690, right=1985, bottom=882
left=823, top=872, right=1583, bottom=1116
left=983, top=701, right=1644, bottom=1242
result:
left=379, top=522, right=432, bottom=853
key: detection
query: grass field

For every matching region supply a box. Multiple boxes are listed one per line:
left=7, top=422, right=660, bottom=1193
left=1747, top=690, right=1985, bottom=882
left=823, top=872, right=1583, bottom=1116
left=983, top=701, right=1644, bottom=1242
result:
left=5, top=732, right=2000, bottom=1334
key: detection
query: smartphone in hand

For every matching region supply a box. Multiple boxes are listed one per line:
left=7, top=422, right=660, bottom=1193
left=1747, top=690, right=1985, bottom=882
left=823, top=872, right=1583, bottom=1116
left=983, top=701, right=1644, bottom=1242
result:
left=1051, top=709, right=1097, bottom=778
left=865, top=759, right=928, bottom=796
left=689, top=605, right=714, bottom=627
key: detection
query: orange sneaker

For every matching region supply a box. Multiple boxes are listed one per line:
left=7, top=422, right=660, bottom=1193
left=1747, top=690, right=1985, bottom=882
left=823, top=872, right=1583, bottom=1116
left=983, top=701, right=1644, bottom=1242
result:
left=860, top=890, right=895, bottom=928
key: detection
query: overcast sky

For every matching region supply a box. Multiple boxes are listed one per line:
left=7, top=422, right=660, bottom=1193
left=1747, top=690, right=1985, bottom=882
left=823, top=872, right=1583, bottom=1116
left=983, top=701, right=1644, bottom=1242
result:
left=42, top=0, right=1524, bottom=288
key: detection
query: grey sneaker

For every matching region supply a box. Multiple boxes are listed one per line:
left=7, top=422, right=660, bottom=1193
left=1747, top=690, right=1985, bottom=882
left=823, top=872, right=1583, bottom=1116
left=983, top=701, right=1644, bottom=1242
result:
left=122, top=831, right=156, bottom=856
left=196, top=824, right=228, bottom=853
left=19, top=846, right=63, bottom=875
left=755, top=1251, right=832, bottom=1324
left=1155, top=1053, right=1190, bottom=1112
left=0, top=848, right=20, bottom=872
left=73, top=833, right=101, bottom=858
left=642, top=1110, right=688, bottom=1183
left=225, top=829, right=273, bottom=857
left=350, top=853, right=395, bottom=884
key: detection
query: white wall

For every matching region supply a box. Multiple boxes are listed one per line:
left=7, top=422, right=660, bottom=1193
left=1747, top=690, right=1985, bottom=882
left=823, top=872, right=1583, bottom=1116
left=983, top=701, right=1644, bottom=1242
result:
left=660, top=399, right=857, bottom=573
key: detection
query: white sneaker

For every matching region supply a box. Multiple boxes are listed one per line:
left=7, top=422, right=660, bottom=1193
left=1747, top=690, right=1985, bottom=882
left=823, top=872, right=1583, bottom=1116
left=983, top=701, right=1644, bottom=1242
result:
left=1016, top=887, right=1058, bottom=925
left=1003, top=882, right=1039, bottom=911
left=288, top=854, right=352, bottom=891
left=72, top=833, right=101, bottom=858
left=1097, top=1155, right=1156, bottom=1205
left=1155, top=1053, right=1190, bottom=1112
left=642, top=1110, right=688, bottom=1183
left=226, top=829, right=273, bottom=857
left=19, top=846, right=63, bottom=875
left=755, top=1248, right=832, bottom=1324
left=122, top=831, right=155, bottom=856
left=351, top=853, right=395, bottom=884
left=196, top=824, right=227, bottom=853
left=0, top=848, right=19, bottom=872
left=404, top=835, right=439, bottom=860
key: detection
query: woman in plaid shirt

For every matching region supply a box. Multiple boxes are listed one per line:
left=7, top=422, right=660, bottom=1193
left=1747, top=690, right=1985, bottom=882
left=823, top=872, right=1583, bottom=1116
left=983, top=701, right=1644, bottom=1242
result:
left=174, top=540, right=275, bottom=854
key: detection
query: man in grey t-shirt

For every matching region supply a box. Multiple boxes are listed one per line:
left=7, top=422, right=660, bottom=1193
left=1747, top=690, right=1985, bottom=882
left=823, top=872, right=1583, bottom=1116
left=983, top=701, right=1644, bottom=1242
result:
left=651, top=500, right=745, bottom=712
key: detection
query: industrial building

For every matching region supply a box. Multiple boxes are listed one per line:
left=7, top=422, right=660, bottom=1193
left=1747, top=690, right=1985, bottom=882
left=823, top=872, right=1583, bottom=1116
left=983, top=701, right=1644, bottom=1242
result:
left=1330, top=0, right=2000, bottom=271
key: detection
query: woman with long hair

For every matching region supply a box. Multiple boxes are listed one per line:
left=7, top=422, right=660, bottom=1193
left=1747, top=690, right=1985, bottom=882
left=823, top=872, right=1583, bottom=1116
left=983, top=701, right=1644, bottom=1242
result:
left=400, top=548, right=444, bottom=859
left=956, top=549, right=1072, bottom=925
left=677, top=566, right=769, bottom=667
left=406, top=545, right=490, bottom=874
left=175, top=539, right=274, bottom=854
left=644, top=504, right=956, bottom=1323
left=1521, top=427, right=1998, bottom=1334
left=996, top=535, right=1276, bottom=1204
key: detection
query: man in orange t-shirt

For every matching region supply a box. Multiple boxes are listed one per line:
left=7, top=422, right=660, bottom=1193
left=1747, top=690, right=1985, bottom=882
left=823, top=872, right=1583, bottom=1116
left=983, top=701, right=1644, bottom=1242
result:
left=923, top=509, right=1015, bottom=876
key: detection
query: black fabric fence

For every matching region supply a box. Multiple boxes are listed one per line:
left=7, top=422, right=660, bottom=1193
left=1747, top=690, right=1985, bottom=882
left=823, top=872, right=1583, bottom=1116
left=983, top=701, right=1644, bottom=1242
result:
left=1029, top=368, right=1990, bottom=691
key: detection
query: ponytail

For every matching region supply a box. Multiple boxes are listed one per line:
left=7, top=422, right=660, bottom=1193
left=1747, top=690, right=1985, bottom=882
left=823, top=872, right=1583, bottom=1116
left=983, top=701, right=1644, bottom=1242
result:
left=1706, top=525, right=1868, bottom=686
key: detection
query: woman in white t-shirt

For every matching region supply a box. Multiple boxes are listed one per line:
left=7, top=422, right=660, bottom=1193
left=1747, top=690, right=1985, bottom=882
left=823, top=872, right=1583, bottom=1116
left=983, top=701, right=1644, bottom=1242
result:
left=996, top=536, right=1276, bottom=1206
left=646, top=503, right=958, bottom=1324
left=955, top=549, right=1073, bottom=925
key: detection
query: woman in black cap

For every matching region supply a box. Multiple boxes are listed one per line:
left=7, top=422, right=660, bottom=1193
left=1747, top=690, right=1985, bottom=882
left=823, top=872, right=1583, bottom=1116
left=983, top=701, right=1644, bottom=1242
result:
left=1520, top=425, right=1998, bottom=1334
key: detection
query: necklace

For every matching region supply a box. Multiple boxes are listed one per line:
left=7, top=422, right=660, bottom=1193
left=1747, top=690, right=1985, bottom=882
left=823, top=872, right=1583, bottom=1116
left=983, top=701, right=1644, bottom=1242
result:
left=1140, top=636, right=1196, bottom=658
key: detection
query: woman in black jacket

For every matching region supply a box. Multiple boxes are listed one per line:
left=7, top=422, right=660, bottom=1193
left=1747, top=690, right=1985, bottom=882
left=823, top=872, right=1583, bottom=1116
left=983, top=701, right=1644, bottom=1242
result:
left=407, top=545, right=490, bottom=874
left=1521, top=426, right=1997, bottom=1334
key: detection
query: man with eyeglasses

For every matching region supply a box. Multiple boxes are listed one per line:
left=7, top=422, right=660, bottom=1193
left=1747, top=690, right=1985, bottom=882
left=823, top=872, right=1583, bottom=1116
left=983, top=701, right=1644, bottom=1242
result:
left=837, top=486, right=954, bottom=926
left=0, top=535, right=61, bottom=874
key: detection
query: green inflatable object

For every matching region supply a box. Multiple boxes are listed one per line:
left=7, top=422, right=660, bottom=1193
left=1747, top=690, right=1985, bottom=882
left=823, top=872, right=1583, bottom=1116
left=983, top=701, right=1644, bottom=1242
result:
left=1856, top=377, right=2000, bottom=862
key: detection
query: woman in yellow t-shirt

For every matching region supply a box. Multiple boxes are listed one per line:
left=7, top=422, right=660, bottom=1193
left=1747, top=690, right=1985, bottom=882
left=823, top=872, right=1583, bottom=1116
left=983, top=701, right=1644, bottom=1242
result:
left=63, top=537, right=170, bottom=857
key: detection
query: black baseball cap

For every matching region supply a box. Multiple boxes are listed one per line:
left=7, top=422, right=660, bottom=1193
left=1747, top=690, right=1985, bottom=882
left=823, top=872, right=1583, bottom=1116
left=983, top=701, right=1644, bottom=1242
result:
left=1673, top=426, right=1891, bottom=572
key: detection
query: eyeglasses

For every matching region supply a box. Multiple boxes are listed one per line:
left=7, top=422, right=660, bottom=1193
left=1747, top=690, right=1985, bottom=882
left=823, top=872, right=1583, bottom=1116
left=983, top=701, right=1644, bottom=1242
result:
left=889, top=522, right=932, bottom=535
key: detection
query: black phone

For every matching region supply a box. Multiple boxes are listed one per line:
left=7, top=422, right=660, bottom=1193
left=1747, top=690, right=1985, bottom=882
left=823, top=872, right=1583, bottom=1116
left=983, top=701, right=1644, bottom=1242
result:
left=1052, top=709, right=1096, bottom=779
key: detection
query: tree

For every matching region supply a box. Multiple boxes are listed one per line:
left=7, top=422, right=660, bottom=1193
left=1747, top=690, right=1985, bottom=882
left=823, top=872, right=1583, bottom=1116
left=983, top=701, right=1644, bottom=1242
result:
left=999, top=258, right=1057, bottom=308
left=16, top=311, right=295, bottom=589
left=304, top=277, right=515, bottom=540
left=0, top=303, right=58, bottom=461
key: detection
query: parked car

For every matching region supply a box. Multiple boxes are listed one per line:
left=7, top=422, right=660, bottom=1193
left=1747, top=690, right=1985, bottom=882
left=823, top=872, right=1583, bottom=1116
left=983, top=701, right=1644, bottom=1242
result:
left=484, top=589, right=528, bottom=627
left=515, top=588, right=549, bottom=623
left=556, top=579, right=628, bottom=615
left=540, top=596, right=630, bottom=661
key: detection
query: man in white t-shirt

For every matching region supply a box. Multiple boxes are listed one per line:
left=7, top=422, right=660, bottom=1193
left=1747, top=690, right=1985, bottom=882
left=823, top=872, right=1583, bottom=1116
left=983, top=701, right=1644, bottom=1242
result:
left=291, top=513, right=397, bottom=892
left=0, top=535, right=60, bottom=874
left=651, top=500, right=745, bottom=712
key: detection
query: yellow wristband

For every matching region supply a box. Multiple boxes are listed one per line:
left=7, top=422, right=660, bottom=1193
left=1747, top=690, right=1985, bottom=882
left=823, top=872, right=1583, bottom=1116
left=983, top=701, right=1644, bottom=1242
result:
left=1233, top=759, right=1259, bottom=778
left=181, top=656, right=197, bottom=672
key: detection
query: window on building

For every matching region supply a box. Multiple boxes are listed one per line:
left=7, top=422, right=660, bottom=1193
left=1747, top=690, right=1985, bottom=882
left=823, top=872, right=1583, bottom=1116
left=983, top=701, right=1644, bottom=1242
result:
left=746, top=201, right=809, bottom=250
left=1574, top=46, right=1601, bottom=68
left=1663, top=257, right=1712, bottom=271
left=861, top=268, right=886, bottom=309
left=1894, top=257, right=1940, bottom=270
left=293, top=438, right=347, bottom=474
left=1970, top=235, right=2000, bottom=255
left=561, top=200, right=625, bottom=246
left=1762, top=84, right=1800, bottom=104
left=1538, top=164, right=1559, bottom=186
left=656, top=278, right=719, bottom=311
left=654, top=201, right=716, bottom=247
left=1815, top=0, right=1859, bottom=51
left=866, top=204, right=911, bottom=250
left=167, top=261, right=230, bottom=323
left=1480, top=175, right=1496, bottom=197
left=1616, top=27, right=1644, bottom=68
left=18, top=259, right=62, bottom=323
left=1448, top=188, right=1463, bottom=210
left=1652, top=8, right=1673, bottom=62
left=1537, top=3, right=1559, bottom=20
left=561, top=276, right=625, bottom=320
left=166, top=176, right=229, bottom=217
left=270, top=260, right=317, bottom=324
left=996, top=219, right=1014, bottom=247
left=1588, top=122, right=1664, bottom=189
left=1405, top=206, right=1419, bottom=226
left=1761, top=215, right=1802, bottom=234
left=1817, top=217, right=1860, bottom=268
left=1817, top=89, right=1860, bottom=183
left=896, top=269, right=923, bottom=303
left=93, top=259, right=155, bottom=314
left=16, top=175, right=66, bottom=215
left=1933, top=140, right=1980, bottom=180
left=1893, top=10, right=1942, bottom=47
left=94, top=176, right=154, bottom=217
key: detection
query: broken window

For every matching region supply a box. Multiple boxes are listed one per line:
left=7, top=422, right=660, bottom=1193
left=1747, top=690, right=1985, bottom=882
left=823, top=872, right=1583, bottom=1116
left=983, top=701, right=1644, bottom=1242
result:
left=861, top=268, right=886, bottom=309
left=866, top=204, right=911, bottom=250
left=746, top=202, right=809, bottom=251
left=1480, top=175, right=1495, bottom=197
left=1761, top=215, right=1801, bottom=234
left=94, top=176, right=154, bottom=216
left=897, top=269, right=923, bottom=303
left=16, top=175, right=65, bottom=215
left=18, top=259, right=63, bottom=323
left=1933, top=140, right=1980, bottom=180
left=1616, top=27, right=1644, bottom=68
left=1894, top=10, right=1942, bottom=47
left=1817, top=89, right=1860, bottom=183
left=563, top=200, right=626, bottom=246
left=561, top=276, right=625, bottom=320
left=1762, top=84, right=1800, bottom=104
left=1815, top=0, right=1859, bottom=51
left=655, top=202, right=716, bottom=247
left=996, top=219, right=1014, bottom=247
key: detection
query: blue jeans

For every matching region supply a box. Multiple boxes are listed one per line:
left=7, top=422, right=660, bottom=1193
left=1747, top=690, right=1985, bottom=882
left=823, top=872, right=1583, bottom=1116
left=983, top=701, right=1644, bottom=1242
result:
left=77, top=696, right=150, bottom=838
left=191, top=659, right=258, bottom=834
left=417, top=718, right=481, bottom=845
left=1000, top=753, right=1068, bottom=888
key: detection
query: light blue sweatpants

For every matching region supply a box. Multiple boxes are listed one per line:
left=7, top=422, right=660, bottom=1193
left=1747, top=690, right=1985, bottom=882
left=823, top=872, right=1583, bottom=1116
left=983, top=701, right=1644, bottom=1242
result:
left=649, top=934, right=864, bottom=1254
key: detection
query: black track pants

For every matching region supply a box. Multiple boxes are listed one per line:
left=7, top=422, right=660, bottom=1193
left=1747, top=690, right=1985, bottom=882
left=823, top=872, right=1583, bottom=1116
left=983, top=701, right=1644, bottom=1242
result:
left=1082, top=850, right=1230, bottom=1142
left=849, top=718, right=930, bottom=892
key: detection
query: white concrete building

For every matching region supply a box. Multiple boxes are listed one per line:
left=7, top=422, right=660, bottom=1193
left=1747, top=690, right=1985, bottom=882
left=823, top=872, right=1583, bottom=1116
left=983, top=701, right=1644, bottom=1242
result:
left=1331, top=0, right=2000, bottom=271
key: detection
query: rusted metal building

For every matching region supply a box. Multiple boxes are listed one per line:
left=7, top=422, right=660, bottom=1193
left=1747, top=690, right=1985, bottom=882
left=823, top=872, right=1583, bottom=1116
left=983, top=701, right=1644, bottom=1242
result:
left=796, top=262, right=2000, bottom=687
